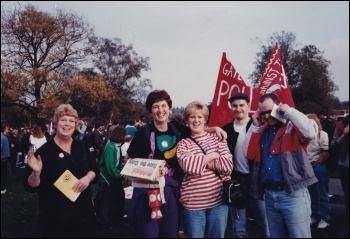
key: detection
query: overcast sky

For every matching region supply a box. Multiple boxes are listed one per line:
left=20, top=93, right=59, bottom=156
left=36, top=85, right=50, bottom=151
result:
left=4, top=1, right=349, bottom=107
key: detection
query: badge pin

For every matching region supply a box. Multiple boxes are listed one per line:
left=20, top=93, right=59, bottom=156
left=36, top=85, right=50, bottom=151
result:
left=161, top=141, right=168, bottom=148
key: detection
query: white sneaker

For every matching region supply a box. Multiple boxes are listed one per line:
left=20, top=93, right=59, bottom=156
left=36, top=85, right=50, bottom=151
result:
left=1, top=189, right=6, bottom=194
left=310, top=217, right=318, bottom=225
left=317, top=219, right=330, bottom=229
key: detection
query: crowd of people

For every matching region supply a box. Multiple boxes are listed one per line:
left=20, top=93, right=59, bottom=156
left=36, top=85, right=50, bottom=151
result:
left=1, top=89, right=349, bottom=238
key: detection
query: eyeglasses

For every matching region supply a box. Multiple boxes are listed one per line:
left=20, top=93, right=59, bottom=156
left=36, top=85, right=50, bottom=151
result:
left=259, top=110, right=272, bottom=116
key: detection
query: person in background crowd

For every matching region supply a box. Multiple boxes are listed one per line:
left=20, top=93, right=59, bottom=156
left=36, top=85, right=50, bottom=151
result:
left=336, top=116, right=344, bottom=122
left=306, top=114, right=331, bottom=229
left=41, top=125, right=51, bottom=141
left=125, top=120, right=138, bottom=137
left=29, top=125, right=47, bottom=152
left=134, top=115, right=149, bottom=129
left=221, top=93, right=269, bottom=238
left=23, top=104, right=99, bottom=238
left=125, top=89, right=227, bottom=238
left=244, top=93, right=318, bottom=238
left=1, top=124, right=11, bottom=194
left=74, top=120, right=87, bottom=140
left=121, top=135, right=133, bottom=161
left=331, top=114, right=349, bottom=233
left=317, top=110, right=337, bottom=173
left=90, top=122, right=103, bottom=162
left=83, top=125, right=93, bottom=145
left=95, top=125, right=126, bottom=229
left=107, top=120, right=120, bottom=141
left=20, top=127, right=31, bottom=166
left=318, top=110, right=336, bottom=142
left=8, top=128, right=21, bottom=180
left=176, top=101, right=233, bottom=238
left=100, top=125, right=108, bottom=146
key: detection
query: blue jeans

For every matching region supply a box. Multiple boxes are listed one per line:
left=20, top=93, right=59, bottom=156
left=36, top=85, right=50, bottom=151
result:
left=250, top=198, right=270, bottom=238
left=229, top=172, right=250, bottom=238
left=308, top=162, right=330, bottom=223
left=183, top=203, right=228, bottom=238
left=265, top=187, right=311, bottom=238
left=229, top=207, right=247, bottom=238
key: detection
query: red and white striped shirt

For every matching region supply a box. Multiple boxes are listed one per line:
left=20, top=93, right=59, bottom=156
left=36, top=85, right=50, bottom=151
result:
left=176, top=132, right=233, bottom=210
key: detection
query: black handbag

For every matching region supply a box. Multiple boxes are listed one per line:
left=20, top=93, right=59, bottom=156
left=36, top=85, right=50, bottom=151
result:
left=188, top=137, right=246, bottom=208
left=221, top=176, right=246, bottom=208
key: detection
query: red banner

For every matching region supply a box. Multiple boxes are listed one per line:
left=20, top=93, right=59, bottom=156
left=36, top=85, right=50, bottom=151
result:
left=256, top=43, right=295, bottom=109
left=208, top=43, right=294, bottom=127
left=209, top=53, right=257, bottom=127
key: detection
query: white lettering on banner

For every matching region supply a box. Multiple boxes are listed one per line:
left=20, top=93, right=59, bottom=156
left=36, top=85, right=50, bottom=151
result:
left=259, top=59, right=289, bottom=94
left=215, top=80, right=251, bottom=107
left=260, top=68, right=278, bottom=94
left=222, top=63, right=244, bottom=81
left=217, top=80, right=230, bottom=106
left=280, top=65, right=288, bottom=88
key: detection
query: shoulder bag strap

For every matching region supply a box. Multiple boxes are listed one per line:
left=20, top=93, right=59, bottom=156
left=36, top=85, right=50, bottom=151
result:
left=188, top=137, right=223, bottom=181
left=188, top=136, right=206, bottom=154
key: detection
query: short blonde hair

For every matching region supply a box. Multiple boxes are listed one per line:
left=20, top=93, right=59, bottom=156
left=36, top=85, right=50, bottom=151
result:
left=183, top=101, right=209, bottom=122
left=53, top=104, right=79, bottom=128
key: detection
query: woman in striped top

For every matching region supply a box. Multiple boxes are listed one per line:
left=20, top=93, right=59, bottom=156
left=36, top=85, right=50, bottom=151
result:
left=176, top=101, right=233, bottom=238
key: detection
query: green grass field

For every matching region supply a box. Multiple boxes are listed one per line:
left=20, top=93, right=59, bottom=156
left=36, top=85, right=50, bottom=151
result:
left=4, top=167, right=346, bottom=238
left=0, top=167, right=248, bottom=238
left=1, top=167, right=130, bottom=238
left=1, top=167, right=42, bottom=238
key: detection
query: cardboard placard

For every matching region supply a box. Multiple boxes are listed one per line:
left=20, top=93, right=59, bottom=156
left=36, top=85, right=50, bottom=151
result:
left=121, top=158, right=165, bottom=181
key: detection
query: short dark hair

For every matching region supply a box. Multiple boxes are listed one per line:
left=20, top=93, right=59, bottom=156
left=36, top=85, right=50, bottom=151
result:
left=41, top=125, right=48, bottom=133
left=1, top=124, right=8, bottom=133
left=145, top=90, right=172, bottom=113
left=94, top=122, right=102, bottom=128
left=109, top=125, right=126, bottom=143
left=317, top=110, right=327, bottom=116
left=259, top=93, right=281, bottom=105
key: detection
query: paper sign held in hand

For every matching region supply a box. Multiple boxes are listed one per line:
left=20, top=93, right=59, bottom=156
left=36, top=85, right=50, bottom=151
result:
left=271, top=104, right=287, bottom=124
left=54, top=169, right=81, bottom=202
left=121, top=158, right=165, bottom=182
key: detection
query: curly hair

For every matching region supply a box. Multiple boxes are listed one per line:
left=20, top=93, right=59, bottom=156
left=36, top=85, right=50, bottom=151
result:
left=145, top=90, right=172, bottom=113
left=52, top=104, right=79, bottom=128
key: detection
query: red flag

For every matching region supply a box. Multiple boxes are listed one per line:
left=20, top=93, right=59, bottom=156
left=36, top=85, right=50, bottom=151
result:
left=255, top=42, right=295, bottom=109
left=208, top=53, right=259, bottom=127
left=209, top=43, right=295, bottom=127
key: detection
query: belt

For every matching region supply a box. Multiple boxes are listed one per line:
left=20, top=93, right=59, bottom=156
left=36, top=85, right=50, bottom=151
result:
left=264, top=184, right=285, bottom=191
